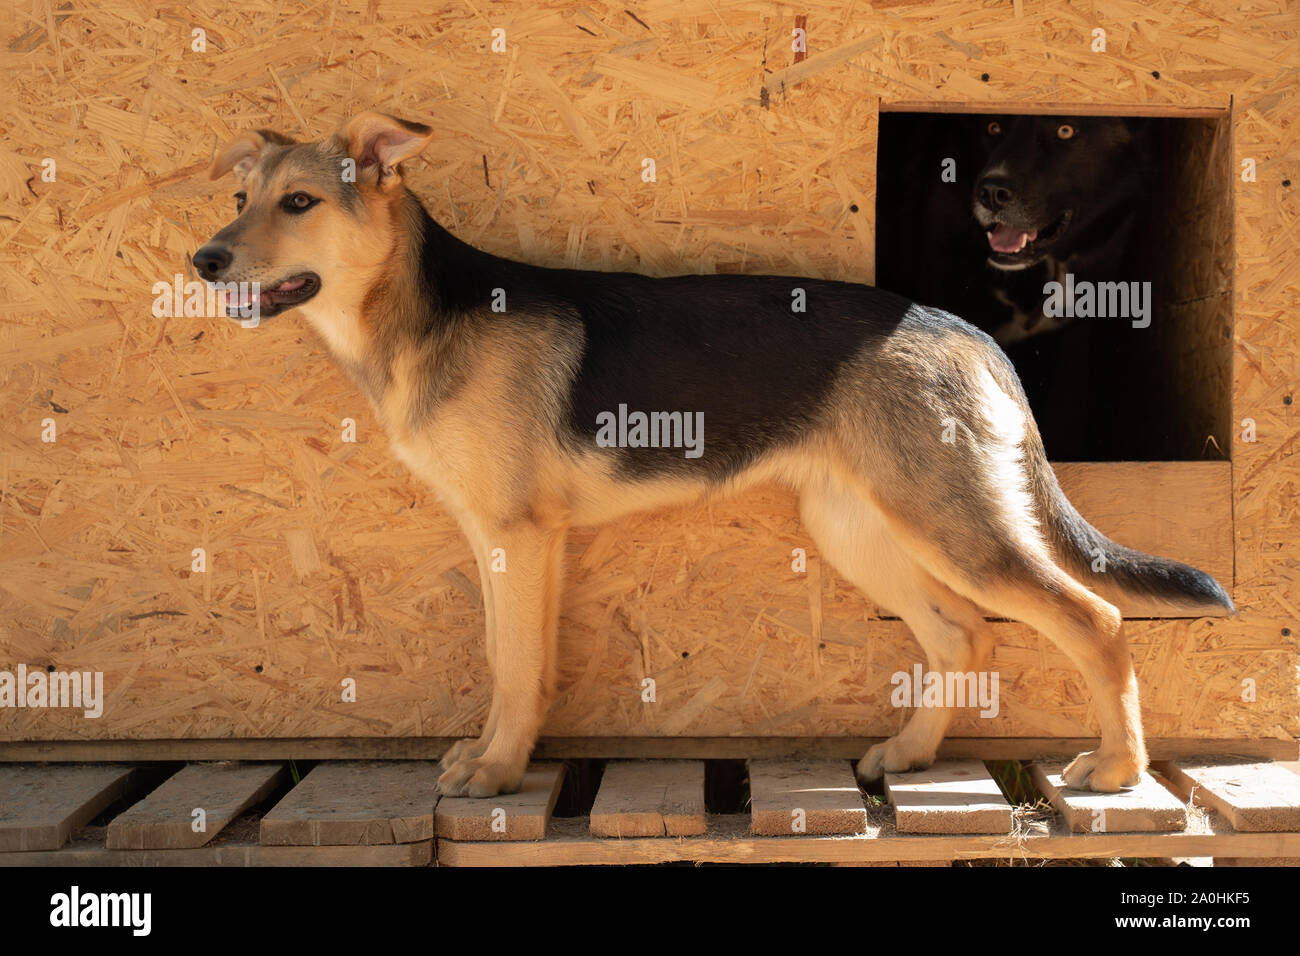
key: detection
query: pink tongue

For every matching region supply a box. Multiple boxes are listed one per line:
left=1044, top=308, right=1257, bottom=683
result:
left=274, top=277, right=306, bottom=292
left=988, top=224, right=1037, bottom=253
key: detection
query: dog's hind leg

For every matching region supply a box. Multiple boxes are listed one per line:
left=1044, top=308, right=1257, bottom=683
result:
left=926, top=553, right=1143, bottom=792
left=798, top=476, right=994, bottom=781
left=438, top=519, right=566, bottom=797
left=829, top=338, right=1145, bottom=791
left=860, top=456, right=1145, bottom=792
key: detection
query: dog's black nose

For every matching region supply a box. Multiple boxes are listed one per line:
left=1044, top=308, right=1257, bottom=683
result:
left=978, top=178, right=1014, bottom=212
left=193, top=245, right=233, bottom=280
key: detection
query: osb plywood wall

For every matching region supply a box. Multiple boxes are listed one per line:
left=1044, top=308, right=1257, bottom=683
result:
left=0, top=0, right=1295, bottom=744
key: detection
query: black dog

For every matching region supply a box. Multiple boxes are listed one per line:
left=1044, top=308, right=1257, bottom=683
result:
left=970, top=115, right=1151, bottom=344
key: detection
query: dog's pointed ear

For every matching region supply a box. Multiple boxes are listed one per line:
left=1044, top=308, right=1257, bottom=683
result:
left=208, top=129, right=296, bottom=181
left=336, top=112, right=433, bottom=188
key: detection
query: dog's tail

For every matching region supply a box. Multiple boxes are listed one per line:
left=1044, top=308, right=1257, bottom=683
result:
left=1036, top=466, right=1234, bottom=617
left=987, top=360, right=1235, bottom=619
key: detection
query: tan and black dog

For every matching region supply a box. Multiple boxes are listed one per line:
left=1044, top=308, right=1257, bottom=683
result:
left=195, top=112, right=1233, bottom=798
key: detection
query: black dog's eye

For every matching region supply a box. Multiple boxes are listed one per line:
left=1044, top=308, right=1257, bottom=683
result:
left=234, top=192, right=246, bottom=213
left=987, top=121, right=1001, bottom=135
left=282, top=192, right=318, bottom=213
left=1057, top=124, right=1076, bottom=140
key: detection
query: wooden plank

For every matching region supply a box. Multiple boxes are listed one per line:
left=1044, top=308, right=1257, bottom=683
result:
left=1029, top=762, right=1187, bottom=833
left=885, top=760, right=1014, bottom=833
left=437, top=813, right=1300, bottom=867
left=590, top=761, right=705, bottom=837
left=0, top=765, right=136, bottom=851
left=435, top=763, right=564, bottom=842
left=259, top=761, right=440, bottom=846
left=2, top=737, right=1293, bottom=763
left=747, top=759, right=867, bottom=835
left=833, top=861, right=903, bottom=866
left=0, top=840, right=431, bottom=867
left=106, top=762, right=285, bottom=849
left=1155, top=758, right=1300, bottom=832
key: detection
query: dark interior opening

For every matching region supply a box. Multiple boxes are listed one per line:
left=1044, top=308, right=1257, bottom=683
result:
left=875, top=110, right=1233, bottom=462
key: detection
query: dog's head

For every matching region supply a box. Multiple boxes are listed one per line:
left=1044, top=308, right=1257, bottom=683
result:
left=971, top=115, right=1143, bottom=272
left=194, top=112, right=433, bottom=322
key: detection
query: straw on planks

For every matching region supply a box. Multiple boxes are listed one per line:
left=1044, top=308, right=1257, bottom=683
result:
left=0, top=1, right=1295, bottom=746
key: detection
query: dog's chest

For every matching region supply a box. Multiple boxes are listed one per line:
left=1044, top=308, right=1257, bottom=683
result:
left=376, top=370, right=504, bottom=519
left=991, top=256, right=1071, bottom=345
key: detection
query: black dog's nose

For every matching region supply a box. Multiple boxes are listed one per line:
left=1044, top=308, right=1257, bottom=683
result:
left=978, top=178, right=1014, bottom=212
left=193, top=245, right=233, bottom=280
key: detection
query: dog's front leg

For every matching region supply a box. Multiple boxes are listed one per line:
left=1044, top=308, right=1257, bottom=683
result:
left=439, top=541, right=501, bottom=772
left=438, top=520, right=565, bottom=798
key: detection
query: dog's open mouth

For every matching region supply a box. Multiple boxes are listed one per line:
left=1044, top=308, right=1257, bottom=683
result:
left=986, top=211, right=1072, bottom=269
left=225, top=272, right=321, bottom=320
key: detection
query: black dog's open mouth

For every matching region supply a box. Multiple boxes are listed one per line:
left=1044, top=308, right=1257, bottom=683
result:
left=985, top=210, right=1072, bottom=268
left=225, top=272, right=321, bottom=320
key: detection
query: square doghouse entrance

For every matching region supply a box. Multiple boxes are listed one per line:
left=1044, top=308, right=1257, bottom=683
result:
left=875, top=108, right=1233, bottom=464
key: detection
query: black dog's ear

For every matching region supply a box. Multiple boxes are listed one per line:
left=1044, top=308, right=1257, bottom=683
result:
left=208, top=129, right=296, bottom=181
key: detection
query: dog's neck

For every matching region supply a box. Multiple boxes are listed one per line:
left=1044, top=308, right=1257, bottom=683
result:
left=297, top=189, right=502, bottom=409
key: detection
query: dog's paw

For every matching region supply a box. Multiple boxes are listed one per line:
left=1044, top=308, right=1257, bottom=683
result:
left=855, top=737, right=936, bottom=783
left=437, top=757, right=525, bottom=798
left=1060, top=750, right=1144, bottom=792
left=439, top=738, right=479, bottom=770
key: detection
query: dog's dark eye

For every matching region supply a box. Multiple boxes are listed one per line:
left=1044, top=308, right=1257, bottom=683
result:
left=1057, top=124, right=1076, bottom=140
left=987, top=121, right=1001, bottom=135
left=282, top=192, right=318, bottom=213
left=234, top=192, right=246, bottom=213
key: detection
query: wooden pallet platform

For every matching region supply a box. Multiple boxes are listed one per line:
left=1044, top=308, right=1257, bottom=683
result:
left=1, top=754, right=1297, bottom=866
left=435, top=810, right=1300, bottom=866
